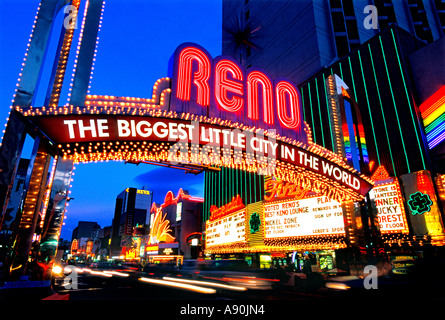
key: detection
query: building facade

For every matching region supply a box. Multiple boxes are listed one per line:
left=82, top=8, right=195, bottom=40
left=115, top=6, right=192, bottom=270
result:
left=223, top=0, right=445, bottom=85
left=210, top=0, right=445, bottom=272
left=146, top=189, right=204, bottom=262
left=0, top=159, right=29, bottom=260
left=110, top=187, right=153, bottom=258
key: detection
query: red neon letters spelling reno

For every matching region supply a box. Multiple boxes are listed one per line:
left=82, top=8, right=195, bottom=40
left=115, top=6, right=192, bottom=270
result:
left=173, top=44, right=302, bottom=130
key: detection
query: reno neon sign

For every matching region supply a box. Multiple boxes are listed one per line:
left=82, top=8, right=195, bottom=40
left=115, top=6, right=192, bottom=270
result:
left=171, top=43, right=303, bottom=132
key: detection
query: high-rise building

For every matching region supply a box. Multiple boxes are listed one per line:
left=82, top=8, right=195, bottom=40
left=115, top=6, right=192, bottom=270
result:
left=110, top=187, right=153, bottom=257
left=216, top=0, right=445, bottom=257
left=71, top=221, right=101, bottom=240
left=222, top=0, right=445, bottom=179
left=222, top=0, right=445, bottom=85
left=0, top=158, right=29, bottom=260
left=148, top=189, right=204, bottom=261
left=70, top=221, right=102, bottom=259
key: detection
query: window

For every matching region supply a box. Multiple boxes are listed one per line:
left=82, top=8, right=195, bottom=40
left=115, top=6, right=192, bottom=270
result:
left=335, top=35, right=350, bottom=57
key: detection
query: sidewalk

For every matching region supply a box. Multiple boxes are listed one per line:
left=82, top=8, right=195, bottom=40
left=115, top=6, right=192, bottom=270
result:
left=0, top=277, right=53, bottom=300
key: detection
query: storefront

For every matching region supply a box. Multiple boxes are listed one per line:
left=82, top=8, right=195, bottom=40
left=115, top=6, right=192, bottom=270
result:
left=203, top=178, right=360, bottom=274
left=141, top=189, right=204, bottom=266
left=146, top=243, right=184, bottom=266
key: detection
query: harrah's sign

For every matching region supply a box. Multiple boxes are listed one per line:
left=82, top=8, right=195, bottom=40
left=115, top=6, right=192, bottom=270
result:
left=170, top=43, right=305, bottom=139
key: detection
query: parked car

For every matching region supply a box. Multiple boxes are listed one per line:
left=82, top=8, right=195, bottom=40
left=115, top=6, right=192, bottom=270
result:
left=89, top=262, right=115, bottom=270
left=142, top=263, right=179, bottom=278
left=324, top=257, right=445, bottom=300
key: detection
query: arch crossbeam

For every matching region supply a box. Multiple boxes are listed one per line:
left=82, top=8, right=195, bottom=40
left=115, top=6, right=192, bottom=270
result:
left=18, top=103, right=373, bottom=204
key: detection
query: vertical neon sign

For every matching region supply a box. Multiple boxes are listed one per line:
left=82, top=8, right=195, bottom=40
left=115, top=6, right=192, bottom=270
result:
left=419, top=85, right=445, bottom=149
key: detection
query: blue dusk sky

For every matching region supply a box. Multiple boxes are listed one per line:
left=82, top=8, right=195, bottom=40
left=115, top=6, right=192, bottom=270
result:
left=0, top=0, right=222, bottom=240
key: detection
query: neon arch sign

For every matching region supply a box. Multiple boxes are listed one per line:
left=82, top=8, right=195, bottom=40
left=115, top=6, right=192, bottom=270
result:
left=15, top=42, right=374, bottom=202
left=4, top=38, right=375, bottom=280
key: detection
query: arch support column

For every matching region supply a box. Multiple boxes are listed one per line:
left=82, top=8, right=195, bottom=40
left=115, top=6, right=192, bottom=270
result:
left=38, top=157, right=73, bottom=280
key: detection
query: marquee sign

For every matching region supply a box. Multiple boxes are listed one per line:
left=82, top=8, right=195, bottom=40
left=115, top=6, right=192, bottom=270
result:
left=206, top=208, right=247, bottom=248
left=263, top=196, right=345, bottom=239
left=17, top=42, right=373, bottom=203
left=369, top=182, right=409, bottom=234
left=209, top=194, right=244, bottom=221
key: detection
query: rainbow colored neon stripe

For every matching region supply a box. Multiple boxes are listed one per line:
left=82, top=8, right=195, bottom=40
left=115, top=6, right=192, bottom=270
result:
left=358, top=124, right=369, bottom=164
left=420, top=86, right=445, bottom=149
left=342, top=123, right=352, bottom=160
left=342, top=121, right=369, bottom=167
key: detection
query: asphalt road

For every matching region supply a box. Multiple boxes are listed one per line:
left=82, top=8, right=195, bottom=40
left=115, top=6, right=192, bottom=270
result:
left=53, top=272, right=327, bottom=301
left=4, top=270, right=445, bottom=318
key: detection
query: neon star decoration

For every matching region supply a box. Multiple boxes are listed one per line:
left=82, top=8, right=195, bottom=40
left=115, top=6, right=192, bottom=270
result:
left=408, top=191, right=433, bottom=216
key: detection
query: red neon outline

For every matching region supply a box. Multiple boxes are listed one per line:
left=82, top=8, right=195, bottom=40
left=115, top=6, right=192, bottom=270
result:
left=247, top=71, right=274, bottom=124
left=176, top=47, right=211, bottom=106
left=275, top=81, right=301, bottom=129
left=214, top=59, right=244, bottom=113
left=419, top=85, right=445, bottom=118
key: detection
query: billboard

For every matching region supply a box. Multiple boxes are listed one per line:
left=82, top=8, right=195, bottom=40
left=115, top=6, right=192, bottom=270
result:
left=369, top=182, right=409, bottom=234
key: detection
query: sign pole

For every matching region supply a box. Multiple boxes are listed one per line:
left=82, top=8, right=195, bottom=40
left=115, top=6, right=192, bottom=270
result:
left=38, top=157, right=73, bottom=280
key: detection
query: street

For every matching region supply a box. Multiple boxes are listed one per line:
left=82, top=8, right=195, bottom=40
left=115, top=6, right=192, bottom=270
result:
left=2, top=265, right=445, bottom=319
left=47, top=265, right=445, bottom=302
left=51, top=270, right=328, bottom=301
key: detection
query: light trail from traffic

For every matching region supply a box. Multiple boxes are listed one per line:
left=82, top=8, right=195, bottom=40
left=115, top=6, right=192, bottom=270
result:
left=138, top=277, right=216, bottom=294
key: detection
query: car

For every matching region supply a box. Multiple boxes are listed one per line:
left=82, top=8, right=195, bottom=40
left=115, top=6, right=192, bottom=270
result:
left=324, top=257, right=445, bottom=300
left=142, top=263, right=179, bottom=278
left=179, top=259, right=281, bottom=290
left=89, top=262, right=115, bottom=270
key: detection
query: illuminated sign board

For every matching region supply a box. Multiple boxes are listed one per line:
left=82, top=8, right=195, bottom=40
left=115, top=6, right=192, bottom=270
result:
left=369, top=183, right=408, bottom=233
left=419, top=85, right=445, bottom=149
left=209, top=194, right=244, bottom=221
left=263, top=196, right=345, bottom=238
left=249, top=212, right=261, bottom=234
left=408, top=191, right=433, bottom=216
left=205, top=209, right=246, bottom=248
left=264, top=179, right=309, bottom=201
left=146, top=244, right=159, bottom=255
left=71, top=239, right=78, bottom=254
left=125, top=188, right=150, bottom=195
left=176, top=202, right=182, bottom=221
left=31, top=115, right=371, bottom=199
left=170, top=43, right=304, bottom=135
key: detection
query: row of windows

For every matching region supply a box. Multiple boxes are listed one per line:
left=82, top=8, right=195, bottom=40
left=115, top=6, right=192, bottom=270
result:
left=329, top=0, right=442, bottom=58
